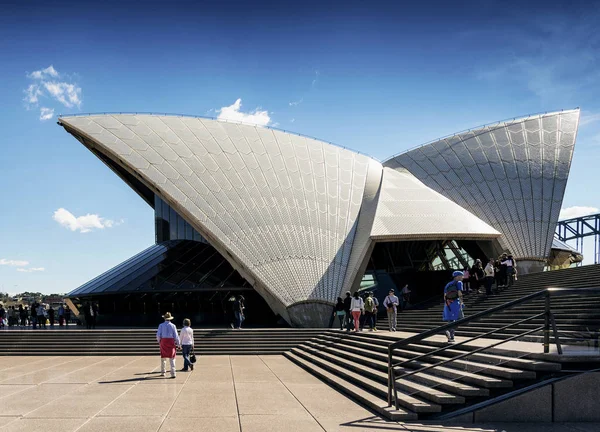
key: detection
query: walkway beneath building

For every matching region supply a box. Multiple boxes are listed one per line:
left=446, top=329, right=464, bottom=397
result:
left=0, top=355, right=598, bottom=432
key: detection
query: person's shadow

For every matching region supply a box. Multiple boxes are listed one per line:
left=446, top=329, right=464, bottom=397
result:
left=98, top=371, right=165, bottom=384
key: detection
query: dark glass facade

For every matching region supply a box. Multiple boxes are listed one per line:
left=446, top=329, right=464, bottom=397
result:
left=69, top=240, right=280, bottom=326
left=154, top=196, right=207, bottom=243
left=71, top=240, right=246, bottom=296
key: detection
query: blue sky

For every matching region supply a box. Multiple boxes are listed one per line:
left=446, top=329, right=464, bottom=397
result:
left=1, top=0, right=600, bottom=294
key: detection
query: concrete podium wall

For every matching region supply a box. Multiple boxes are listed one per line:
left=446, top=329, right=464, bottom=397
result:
left=447, top=372, right=600, bottom=423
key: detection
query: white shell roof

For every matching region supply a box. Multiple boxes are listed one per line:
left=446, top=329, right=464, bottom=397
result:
left=59, top=114, right=371, bottom=308
left=371, top=168, right=500, bottom=240
left=384, top=109, right=579, bottom=259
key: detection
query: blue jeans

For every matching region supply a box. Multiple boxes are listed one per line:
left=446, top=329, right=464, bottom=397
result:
left=234, top=311, right=245, bottom=328
left=181, top=345, right=192, bottom=370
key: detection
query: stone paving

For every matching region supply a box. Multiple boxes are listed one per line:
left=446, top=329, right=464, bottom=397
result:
left=0, top=355, right=598, bottom=432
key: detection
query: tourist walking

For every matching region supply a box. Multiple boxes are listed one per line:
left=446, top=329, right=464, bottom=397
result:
left=443, top=271, right=464, bottom=343
left=470, top=260, right=484, bottom=294
left=364, top=292, right=378, bottom=331
left=31, top=301, right=38, bottom=329
left=156, top=312, right=180, bottom=378
left=19, top=305, right=27, bottom=328
left=179, top=318, right=194, bottom=372
left=350, top=292, right=364, bottom=332
left=64, top=306, right=71, bottom=327
left=58, top=304, right=65, bottom=326
left=37, top=303, right=47, bottom=329
left=383, top=289, right=399, bottom=332
left=502, top=254, right=517, bottom=287
left=498, top=253, right=508, bottom=286
left=8, top=306, right=18, bottom=327
left=86, top=302, right=99, bottom=329
left=462, top=268, right=470, bottom=293
left=400, top=284, right=411, bottom=310
left=484, top=259, right=495, bottom=295
left=0, top=304, right=5, bottom=328
left=233, top=295, right=245, bottom=329
left=333, top=297, right=346, bottom=330
left=343, top=291, right=353, bottom=331
left=48, top=306, right=55, bottom=328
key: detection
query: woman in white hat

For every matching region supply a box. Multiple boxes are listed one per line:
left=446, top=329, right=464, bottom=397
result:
left=156, top=312, right=180, bottom=378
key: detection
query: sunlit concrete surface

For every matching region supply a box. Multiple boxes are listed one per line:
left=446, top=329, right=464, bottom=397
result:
left=0, top=355, right=597, bottom=432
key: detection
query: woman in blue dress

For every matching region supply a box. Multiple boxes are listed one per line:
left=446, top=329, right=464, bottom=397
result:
left=443, top=271, right=464, bottom=343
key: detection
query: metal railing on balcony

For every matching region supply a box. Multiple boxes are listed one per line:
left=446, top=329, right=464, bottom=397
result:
left=387, top=287, right=600, bottom=410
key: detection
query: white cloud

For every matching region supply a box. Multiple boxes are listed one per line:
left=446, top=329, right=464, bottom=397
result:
left=43, top=81, right=82, bottom=108
left=16, top=267, right=45, bottom=273
left=23, top=84, right=43, bottom=106
left=39, top=107, right=54, bottom=121
left=23, top=66, right=82, bottom=120
left=289, top=98, right=303, bottom=107
left=0, top=259, right=29, bottom=267
left=28, top=65, right=59, bottom=80
left=217, top=98, right=271, bottom=126
left=559, top=206, right=599, bottom=220
left=290, top=118, right=295, bottom=123
left=53, top=208, right=120, bottom=233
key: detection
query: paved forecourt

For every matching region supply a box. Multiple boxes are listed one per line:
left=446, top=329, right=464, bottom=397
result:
left=0, top=355, right=598, bottom=432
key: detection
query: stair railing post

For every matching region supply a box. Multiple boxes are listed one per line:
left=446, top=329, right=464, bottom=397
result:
left=549, top=311, right=563, bottom=355
left=387, top=347, right=392, bottom=407
left=543, top=292, right=550, bottom=354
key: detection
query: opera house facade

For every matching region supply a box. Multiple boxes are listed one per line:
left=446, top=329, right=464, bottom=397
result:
left=58, top=109, right=580, bottom=327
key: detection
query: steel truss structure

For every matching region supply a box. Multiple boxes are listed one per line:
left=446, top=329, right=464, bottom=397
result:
left=556, top=213, right=600, bottom=264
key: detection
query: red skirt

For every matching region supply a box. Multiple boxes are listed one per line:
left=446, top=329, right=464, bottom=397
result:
left=159, top=338, right=176, bottom=358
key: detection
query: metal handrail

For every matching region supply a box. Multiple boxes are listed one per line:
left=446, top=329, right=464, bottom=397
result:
left=386, top=287, right=600, bottom=409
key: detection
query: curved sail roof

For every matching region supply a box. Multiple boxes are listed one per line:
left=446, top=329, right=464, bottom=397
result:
left=59, top=114, right=371, bottom=317
left=372, top=168, right=500, bottom=241
left=383, top=109, right=580, bottom=260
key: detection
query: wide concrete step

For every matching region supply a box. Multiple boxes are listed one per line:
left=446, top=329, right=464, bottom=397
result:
left=319, top=334, right=512, bottom=388
left=288, top=347, right=441, bottom=413
left=283, top=351, right=417, bottom=421
left=304, top=341, right=470, bottom=403
left=310, top=337, right=488, bottom=397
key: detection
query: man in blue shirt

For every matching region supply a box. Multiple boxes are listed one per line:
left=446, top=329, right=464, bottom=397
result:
left=443, top=271, right=464, bottom=343
left=156, top=312, right=180, bottom=378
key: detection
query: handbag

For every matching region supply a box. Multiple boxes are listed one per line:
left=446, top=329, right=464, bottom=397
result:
left=189, top=349, right=197, bottom=364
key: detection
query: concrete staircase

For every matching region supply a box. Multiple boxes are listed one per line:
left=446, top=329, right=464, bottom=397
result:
left=0, top=329, right=324, bottom=355
left=382, top=265, right=600, bottom=345
left=284, top=330, right=564, bottom=421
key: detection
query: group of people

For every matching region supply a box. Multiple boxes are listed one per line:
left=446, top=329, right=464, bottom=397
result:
left=0, top=303, right=72, bottom=329
left=333, top=284, right=411, bottom=333
left=156, top=312, right=195, bottom=378
left=463, top=253, right=517, bottom=296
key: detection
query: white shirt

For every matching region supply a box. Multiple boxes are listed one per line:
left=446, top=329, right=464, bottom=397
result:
left=401, top=286, right=411, bottom=294
left=501, top=259, right=515, bottom=268
left=484, top=263, right=495, bottom=277
left=180, top=326, right=194, bottom=346
left=350, top=297, right=364, bottom=311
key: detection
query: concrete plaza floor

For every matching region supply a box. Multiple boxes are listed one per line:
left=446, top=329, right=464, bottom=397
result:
left=0, top=355, right=598, bottom=432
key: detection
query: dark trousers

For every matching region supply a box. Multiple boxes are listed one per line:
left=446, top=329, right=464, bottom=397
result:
left=86, top=316, right=96, bottom=329
left=345, top=311, right=353, bottom=330
left=365, top=311, right=376, bottom=329
left=181, top=344, right=192, bottom=370
left=485, top=276, right=494, bottom=295
left=507, top=268, right=515, bottom=286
